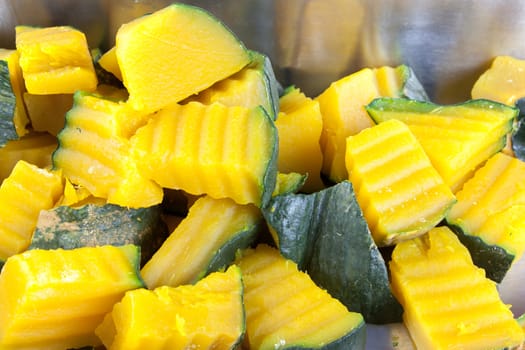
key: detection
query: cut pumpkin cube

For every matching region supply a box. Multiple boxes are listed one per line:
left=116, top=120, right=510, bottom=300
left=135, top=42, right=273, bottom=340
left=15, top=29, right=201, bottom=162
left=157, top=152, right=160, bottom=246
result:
left=390, top=226, right=524, bottom=350
left=345, top=119, right=456, bottom=246
left=237, top=244, right=366, bottom=350
left=446, top=152, right=525, bottom=282
left=130, top=101, right=278, bottom=207
left=0, top=160, right=63, bottom=264
left=316, top=64, right=428, bottom=183
left=15, top=25, right=98, bottom=94
left=52, top=91, right=163, bottom=208
left=115, top=3, right=251, bottom=113
left=96, top=265, right=245, bottom=350
left=141, top=195, right=261, bottom=289
left=366, top=97, right=517, bottom=192
left=0, top=244, right=144, bottom=350
left=275, top=85, right=325, bottom=193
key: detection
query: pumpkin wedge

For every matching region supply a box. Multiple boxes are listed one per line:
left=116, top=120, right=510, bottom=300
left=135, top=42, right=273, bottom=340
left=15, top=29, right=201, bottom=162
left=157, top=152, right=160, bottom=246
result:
left=130, top=101, right=278, bottom=207
left=390, top=226, right=524, bottom=350
left=237, top=244, right=366, bottom=350
left=96, top=265, right=245, bottom=350
left=366, top=97, right=518, bottom=192
left=446, top=152, right=525, bottom=282
left=15, top=25, right=98, bottom=94
left=115, top=3, right=251, bottom=114
left=52, top=91, right=163, bottom=208
left=0, top=244, right=144, bottom=350
left=0, top=160, right=63, bottom=265
left=316, top=64, right=428, bottom=183
left=275, top=85, right=325, bottom=193
left=141, top=195, right=261, bottom=289
left=345, top=119, right=456, bottom=246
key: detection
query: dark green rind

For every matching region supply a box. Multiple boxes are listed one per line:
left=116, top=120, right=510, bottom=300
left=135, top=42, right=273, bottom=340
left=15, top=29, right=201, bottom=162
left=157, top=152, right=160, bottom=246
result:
left=260, top=106, right=279, bottom=209
left=398, top=65, right=430, bottom=102
left=197, top=221, right=261, bottom=283
left=117, top=244, right=147, bottom=288
left=29, top=203, right=169, bottom=267
left=512, top=97, right=525, bottom=161
left=229, top=267, right=247, bottom=350
left=366, top=97, right=519, bottom=118
left=448, top=224, right=514, bottom=283
left=263, top=181, right=403, bottom=324
left=0, top=60, right=18, bottom=147
left=249, top=50, right=281, bottom=120
left=282, top=320, right=367, bottom=350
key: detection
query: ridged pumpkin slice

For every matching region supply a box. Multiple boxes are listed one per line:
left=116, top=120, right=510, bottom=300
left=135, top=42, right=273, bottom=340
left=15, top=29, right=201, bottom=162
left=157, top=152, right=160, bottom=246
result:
left=263, top=180, right=402, bottom=324
left=141, top=195, right=260, bottom=289
left=237, top=244, right=366, bottom=350
left=390, top=226, right=524, bottom=350
left=185, top=50, right=280, bottom=120
left=0, top=160, right=63, bottom=264
left=15, top=25, right=97, bottom=94
left=130, top=101, right=278, bottom=207
left=115, top=3, right=251, bottom=113
left=446, top=152, right=525, bottom=282
left=96, top=265, right=245, bottom=350
left=0, top=244, right=144, bottom=350
left=345, top=119, right=456, bottom=246
left=275, top=85, right=325, bottom=193
left=0, top=131, right=57, bottom=182
left=366, top=97, right=518, bottom=192
left=29, top=201, right=168, bottom=267
left=52, top=91, right=163, bottom=208
left=316, top=64, right=428, bottom=183
left=0, top=49, right=29, bottom=142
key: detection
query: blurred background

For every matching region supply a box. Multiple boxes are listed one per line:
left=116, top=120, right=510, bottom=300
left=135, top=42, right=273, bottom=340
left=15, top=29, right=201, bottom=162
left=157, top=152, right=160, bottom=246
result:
left=1, top=0, right=525, bottom=103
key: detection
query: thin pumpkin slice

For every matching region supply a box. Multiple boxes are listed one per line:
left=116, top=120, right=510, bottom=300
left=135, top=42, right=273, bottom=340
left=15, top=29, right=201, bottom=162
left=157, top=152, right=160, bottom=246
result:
left=115, top=3, right=251, bottom=114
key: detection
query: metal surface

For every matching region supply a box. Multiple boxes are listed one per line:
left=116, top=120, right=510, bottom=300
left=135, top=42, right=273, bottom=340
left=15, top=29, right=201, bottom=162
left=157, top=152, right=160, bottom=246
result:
left=2, top=0, right=525, bottom=102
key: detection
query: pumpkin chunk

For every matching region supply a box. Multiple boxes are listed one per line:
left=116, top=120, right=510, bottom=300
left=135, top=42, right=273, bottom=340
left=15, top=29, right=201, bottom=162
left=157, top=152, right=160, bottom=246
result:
left=141, top=195, right=260, bottom=289
left=0, top=160, right=63, bottom=264
left=446, top=152, right=525, bottom=282
left=366, top=97, right=517, bottom=192
left=390, top=226, right=524, bottom=350
left=96, top=265, right=245, bottom=350
left=52, top=91, right=163, bottom=208
left=115, top=3, right=251, bottom=113
left=345, top=119, right=456, bottom=246
left=0, top=245, right=144, bottom=350
left=237, top=244, right=366, bottom=350
left=275, top=86, right=325, bottom=193
left=15, top=25, right=98, bottom=94
left=316, top=65, right=428, bottom=183
left=130, top=101, right=278, bottom=207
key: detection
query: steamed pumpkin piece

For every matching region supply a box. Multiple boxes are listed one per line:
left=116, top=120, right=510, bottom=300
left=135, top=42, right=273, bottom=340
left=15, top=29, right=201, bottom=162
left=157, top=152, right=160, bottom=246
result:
left=0, top=131, right=57, bottom=182
left=15, top=25, right=98, bottom=94
left=262, top=180, right=402, bottom=324
left=236, top=244, right=366, bottom=350
left=130, top=101, right=278, bottom=207
left=141, top=195, right=261, bottom=289
left=389, top=226, right=524, bottom=350
left=0, top=160, right=63, bottom=265
left=52, top=91, right=163, bottom=208
left=29, top=201, right=168, bottom=267
left=96, top=265, right=245, bottom=350
left=98, top=46, right=122, bottom=81
left=115, top=2, right=252, bottom=114
left=274, top=86, right=325, bottom=193
left=186, top=50, right=280, bottom=120
left=345, top=119, right=456, bottom=246
left=446, top=152, right=525, bottom=283
left=0, top=49, right=29, bottom=143
left=0, top=244, right=144, bottom=350
left=316, top=64, right=428, bottom=183
left=366, top=97, right=518, bottom=193
left=471, top=55, right=525, bottom=106
left=23, top=93, right=73, bottom=136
